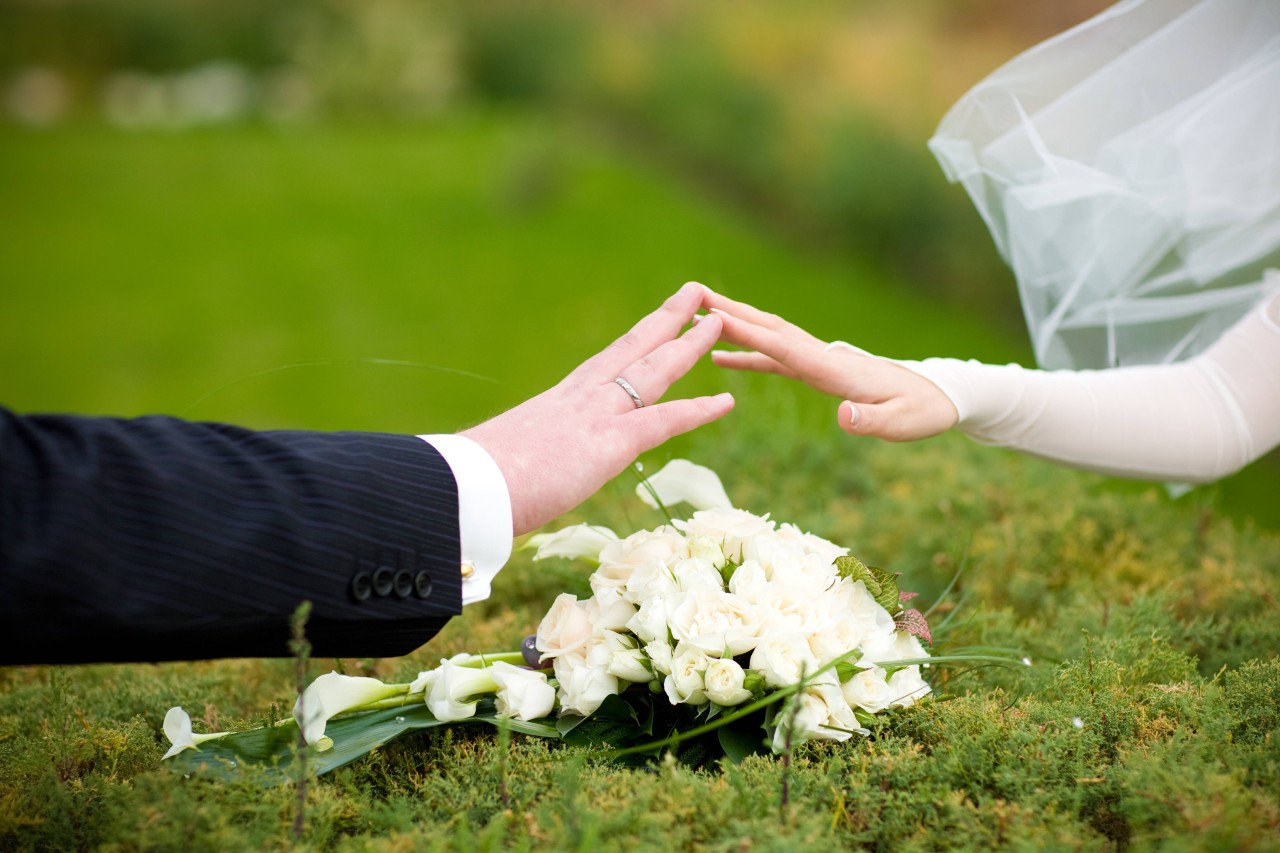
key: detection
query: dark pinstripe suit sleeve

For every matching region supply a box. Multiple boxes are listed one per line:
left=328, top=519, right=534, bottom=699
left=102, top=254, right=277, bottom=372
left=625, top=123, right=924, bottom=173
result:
left=0, top=407, right=464, bottom=665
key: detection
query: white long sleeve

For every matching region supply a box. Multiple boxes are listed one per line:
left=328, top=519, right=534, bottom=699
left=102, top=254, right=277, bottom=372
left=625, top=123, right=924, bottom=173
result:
left=901, top=289, right=1280, bottom=484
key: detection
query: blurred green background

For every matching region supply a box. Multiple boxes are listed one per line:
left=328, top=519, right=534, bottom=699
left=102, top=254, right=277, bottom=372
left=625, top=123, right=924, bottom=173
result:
left=2, top=0, right=1275, bottom=526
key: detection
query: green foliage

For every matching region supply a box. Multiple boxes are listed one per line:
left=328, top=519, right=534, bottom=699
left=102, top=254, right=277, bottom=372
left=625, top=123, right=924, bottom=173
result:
left=1, top=116, right=1279, bottom=850
left=834, top=556, right=901, bottom=613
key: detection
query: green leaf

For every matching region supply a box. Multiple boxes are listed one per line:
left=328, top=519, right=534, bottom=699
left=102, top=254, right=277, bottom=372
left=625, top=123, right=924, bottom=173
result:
left=559, top=694, right=650, bottom=749
left=835, top=556, right=901, bottom=613
left=833, top=654, right=864, bottom=683
left=717, top=558, right=742, bottom=587
left=165, top=702, right=557, bottom=784
left=716, top=712, right=768, bottom=763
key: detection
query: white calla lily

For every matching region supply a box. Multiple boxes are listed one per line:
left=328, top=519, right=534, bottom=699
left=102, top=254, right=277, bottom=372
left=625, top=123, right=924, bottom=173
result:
left=527, top=524, right=618, bottom=562
left=636, top=459, right=733, bottom=512
left=293, top=672, right=407, bottom=751
left=426, top=658, right=500, bottom=722
left=161, top=706, right=231, bottom=760
left=490, top=661, right=556, bottom=721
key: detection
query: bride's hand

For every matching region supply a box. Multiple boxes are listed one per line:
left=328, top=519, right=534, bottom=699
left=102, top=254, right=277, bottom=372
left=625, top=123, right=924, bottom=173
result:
left=701, top=288, right=958, bottom=441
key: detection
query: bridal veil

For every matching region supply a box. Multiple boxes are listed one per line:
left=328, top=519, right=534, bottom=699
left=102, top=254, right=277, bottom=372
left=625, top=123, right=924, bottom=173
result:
left=929, top=0, right=1280, bottom=369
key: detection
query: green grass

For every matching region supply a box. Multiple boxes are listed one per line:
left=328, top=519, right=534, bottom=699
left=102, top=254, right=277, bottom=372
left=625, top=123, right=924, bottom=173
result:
left=1, top=115, right=1278, bottom=850
left=0, top=113, right=1020, bottom=433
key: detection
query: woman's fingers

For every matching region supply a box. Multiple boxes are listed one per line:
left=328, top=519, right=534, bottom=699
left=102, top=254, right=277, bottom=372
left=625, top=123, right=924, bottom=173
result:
left=701, top=287, right=799, bottom=335
left=710, top=350, right=798, bottom=378
left=709, top=309, right=797, bottom=365
left=709, top=308, right=838, bottom=384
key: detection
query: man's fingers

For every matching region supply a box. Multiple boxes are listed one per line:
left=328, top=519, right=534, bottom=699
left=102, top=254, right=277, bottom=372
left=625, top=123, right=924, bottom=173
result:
left=626, top=393, right=736, bottom=453
left=711, top=350, right=798, bottom=378
left=615, top=312, right=723, bottom=408
left=586, top=282, right=706, bottom=379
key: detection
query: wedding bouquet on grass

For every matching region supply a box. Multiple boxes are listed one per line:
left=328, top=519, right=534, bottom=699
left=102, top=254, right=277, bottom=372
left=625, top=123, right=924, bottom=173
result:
left=161, top=461, right=944, bottom=780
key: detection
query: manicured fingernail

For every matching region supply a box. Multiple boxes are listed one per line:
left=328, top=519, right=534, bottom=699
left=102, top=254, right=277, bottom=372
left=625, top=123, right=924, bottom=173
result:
left=843, top=401, right=858, bottom=425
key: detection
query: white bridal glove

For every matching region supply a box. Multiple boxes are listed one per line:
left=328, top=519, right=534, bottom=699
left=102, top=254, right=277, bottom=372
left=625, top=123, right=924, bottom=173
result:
left=902, top=286, right=1280, bottom=483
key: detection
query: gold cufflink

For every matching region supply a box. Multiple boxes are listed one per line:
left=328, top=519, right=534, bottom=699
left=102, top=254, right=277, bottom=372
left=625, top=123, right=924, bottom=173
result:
left=460, top=562, right=476, bottom=580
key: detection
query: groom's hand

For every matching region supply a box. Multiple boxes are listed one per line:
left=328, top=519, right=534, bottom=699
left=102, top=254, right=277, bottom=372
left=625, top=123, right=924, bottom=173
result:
left=461, top=283, right=734, bottom=537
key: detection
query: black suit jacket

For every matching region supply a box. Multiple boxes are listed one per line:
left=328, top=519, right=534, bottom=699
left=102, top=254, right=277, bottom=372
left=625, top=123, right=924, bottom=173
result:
left=0, top=408, right=465, bottom=665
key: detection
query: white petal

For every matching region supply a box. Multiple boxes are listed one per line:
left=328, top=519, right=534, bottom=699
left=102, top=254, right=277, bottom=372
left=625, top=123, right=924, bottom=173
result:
left=636, top=460, right=732, bottom=512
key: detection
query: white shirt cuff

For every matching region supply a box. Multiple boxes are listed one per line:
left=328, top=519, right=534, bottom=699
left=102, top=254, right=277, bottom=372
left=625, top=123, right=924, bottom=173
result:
left=416, top=434, right=513, bottom=606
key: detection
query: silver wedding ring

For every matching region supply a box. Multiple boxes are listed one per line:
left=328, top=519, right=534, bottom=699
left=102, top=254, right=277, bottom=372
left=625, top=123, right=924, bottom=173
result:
left=614, top=376, right=644, bottom=408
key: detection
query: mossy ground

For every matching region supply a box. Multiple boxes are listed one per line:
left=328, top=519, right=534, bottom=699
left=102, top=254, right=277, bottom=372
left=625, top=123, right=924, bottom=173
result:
left=2, top=420, right=1279, bottom=851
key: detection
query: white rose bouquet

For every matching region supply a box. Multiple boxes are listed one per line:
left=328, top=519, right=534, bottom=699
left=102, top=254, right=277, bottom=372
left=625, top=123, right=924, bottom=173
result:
left=160, top=461, right=955, bottom=779
left=522, top=461, right=934, bottom=759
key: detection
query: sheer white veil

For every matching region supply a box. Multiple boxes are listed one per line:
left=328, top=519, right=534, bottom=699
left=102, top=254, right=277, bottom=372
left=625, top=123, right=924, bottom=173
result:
left=930, top=0, right=1280, bottom=369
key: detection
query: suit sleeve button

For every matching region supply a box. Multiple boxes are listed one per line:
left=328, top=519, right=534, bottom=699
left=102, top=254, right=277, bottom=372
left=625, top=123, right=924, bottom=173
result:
left=413, top=570, right=433, bottom=599
left=392, top=569, right=413, bottom=599
left=350, top=571, right=373, bottom=602
left=372, top=566, right=394, bottom=597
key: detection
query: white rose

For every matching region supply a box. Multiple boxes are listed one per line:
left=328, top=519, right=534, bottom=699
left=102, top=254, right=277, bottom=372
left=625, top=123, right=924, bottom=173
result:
left=490, top=662, right=556, bottom=721
left=585, top=587, right=638, bottom=632
left=663, top=643, right=711, bottom=705
left=626, top=594, right=672, bottom=644
left=772, top=680, right=865, bottom=751
left=887, top=666, right=931, bottom=709
left=595, top=629, right=653, bottom=683
left=535, top=593, right=594, bottom=661
left=607, top=648, right=652, bottom=684
left=828, top=579, right=898, bottom=645
left=759, top=542, right=838, bottom=594
left=426, top=659, right=499, bottom=722
left=529, top=523, right=618, bottom=562
left=739, top=532, right=793, bottom=574
left=727, top=559, right=770, bottom=602
left=775, top=522, right=849, bottom=564
left=685, top=535, right=726, bottom=568
left=596, top=526, right=686, bottom=586
left=754, top=584, right=832, bottom=638
left=675, top=508, right=776, bottom=561
left=703, top=658, right=753, bottom=706
left=625, top=561, right=680, bottom=602
left=858, top=629, right=928, bottom=668
left=670, top=557, right=725, bottom=594
left=806, top=610, right=873, bottom=667
left=635, top=459, right=733, bottom=512
left=644, top=640, right=675, bottom=675
left=293, top=671, right=406, bottom=749
left=666, top=588, right=761, bottom=657
left=748, top=632, right=820, bottom=688
left=553, top=650, right=619, bottom=716
left=841, top=666, right=897, bottom=714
